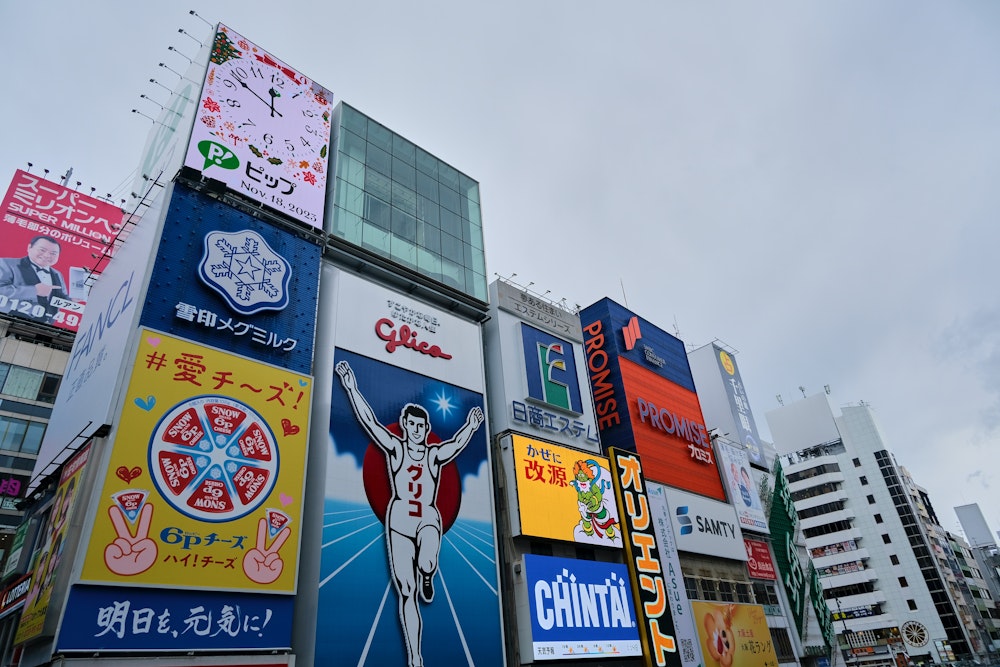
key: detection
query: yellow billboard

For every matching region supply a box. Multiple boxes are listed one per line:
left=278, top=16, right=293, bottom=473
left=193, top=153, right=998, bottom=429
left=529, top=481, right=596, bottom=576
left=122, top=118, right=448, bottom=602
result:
left=512, top=435, right=622, bottom=547
left=80, top=329, right=310, bottom=593
left=15, top=445, right=91, bottom=644
left=691, top=602, right=780, bottom=667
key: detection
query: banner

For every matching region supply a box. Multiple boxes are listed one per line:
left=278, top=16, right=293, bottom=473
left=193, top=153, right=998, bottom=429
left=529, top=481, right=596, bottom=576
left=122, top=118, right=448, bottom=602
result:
left=79, top=330, right=310, bottom=593
left=57, top=585, right=293, bottom=652
left=512, top=436, right=622, bottom=547
left=690, top=602, right=779, bottom=667
left=0, top=170, right=122, bottom=332
left=15, top=444, right=91, bottom=644
left=319, top=346, right=501, bottom=666
left=524, top=554, right=641, bottom=660
left=715, top=441, right=768, bottom=533
left=744, top=538, right=778, bottom=581
left=609, top=448, right=681, bottom=667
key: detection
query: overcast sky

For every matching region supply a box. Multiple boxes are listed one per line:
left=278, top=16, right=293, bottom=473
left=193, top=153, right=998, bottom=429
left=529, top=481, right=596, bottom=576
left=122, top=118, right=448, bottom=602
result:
left=3, top=2, right=999, bottom=535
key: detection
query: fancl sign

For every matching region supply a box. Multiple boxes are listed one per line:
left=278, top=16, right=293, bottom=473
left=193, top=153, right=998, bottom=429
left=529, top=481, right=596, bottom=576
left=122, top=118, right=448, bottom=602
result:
left=525, top=554, right=641, bottom=661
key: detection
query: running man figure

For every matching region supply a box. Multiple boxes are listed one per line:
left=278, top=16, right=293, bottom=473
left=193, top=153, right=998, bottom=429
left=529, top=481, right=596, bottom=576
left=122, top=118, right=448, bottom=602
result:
left=336, top=360, right=485, bottom=667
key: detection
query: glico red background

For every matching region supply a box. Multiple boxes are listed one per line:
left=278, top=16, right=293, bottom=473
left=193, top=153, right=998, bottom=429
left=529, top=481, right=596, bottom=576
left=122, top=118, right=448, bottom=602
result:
left=0, top=170, right=122, bottom=332
left=619, top=357, right=726, bottom=500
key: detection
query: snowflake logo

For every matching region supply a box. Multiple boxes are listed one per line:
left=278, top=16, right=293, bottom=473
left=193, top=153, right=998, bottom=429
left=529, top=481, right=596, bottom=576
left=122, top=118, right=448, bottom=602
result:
left=198, top=230, right=291, bottom=315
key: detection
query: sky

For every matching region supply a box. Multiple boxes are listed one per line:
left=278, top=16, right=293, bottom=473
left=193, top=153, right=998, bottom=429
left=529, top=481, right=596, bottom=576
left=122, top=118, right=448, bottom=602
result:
left=3, top=2, right=999, bottom=535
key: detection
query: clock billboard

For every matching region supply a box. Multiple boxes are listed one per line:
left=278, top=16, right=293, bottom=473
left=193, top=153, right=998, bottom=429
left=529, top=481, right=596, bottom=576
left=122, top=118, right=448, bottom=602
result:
left=184, top=24, right=333, bottom=230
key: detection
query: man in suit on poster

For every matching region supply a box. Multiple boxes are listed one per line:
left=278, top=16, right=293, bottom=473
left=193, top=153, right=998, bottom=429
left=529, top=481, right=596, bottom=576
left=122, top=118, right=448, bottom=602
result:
left=0, top=235, right=69, bottom=324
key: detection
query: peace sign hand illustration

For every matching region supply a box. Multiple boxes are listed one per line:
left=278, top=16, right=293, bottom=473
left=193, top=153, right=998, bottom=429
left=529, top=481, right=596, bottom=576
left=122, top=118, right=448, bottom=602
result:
left=104, top=503, right=157, bottom=576
left=242, top=517, right=290, bottom=584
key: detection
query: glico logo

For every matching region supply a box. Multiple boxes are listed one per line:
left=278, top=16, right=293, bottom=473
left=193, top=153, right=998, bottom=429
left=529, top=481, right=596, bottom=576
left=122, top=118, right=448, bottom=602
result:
left=622, top=316, right=641, bottom=351
left=521, top=324, right=581, bottom=412
left=375, top=318, right=453, bottom=360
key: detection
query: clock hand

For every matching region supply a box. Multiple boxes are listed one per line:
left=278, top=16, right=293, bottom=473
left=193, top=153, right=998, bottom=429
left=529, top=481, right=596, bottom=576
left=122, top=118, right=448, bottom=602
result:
left=268, top=88, right=283, bottom=118
left=232, top=77, right=273, bottom=110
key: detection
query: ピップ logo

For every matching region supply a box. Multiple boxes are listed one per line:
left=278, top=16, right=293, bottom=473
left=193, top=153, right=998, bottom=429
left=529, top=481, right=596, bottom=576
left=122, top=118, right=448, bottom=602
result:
left=198, top=230, right=291, bottom=315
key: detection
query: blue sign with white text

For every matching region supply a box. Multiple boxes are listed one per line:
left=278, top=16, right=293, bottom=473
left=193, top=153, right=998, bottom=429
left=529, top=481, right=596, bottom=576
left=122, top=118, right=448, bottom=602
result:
left=138, top=184, right=321, bottom=374
left=524, top=554, right=642, bottom=661
left=57, top=584, right=293, bottom=652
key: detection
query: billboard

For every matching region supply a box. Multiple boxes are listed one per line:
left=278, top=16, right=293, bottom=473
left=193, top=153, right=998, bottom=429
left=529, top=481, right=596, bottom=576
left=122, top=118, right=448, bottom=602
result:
left=609, top=448, right=681, bottom=667
left=659, top=486, right=747, bottom=562
left=715, top=441, right=768, bottom=533
left=316, top=270, right=502, bottom=667
left=647, top=483, right=704, bottom=667
left=524, top=554, right=641, bottom=660
left=184, top=24, right=332, bottom=229
left=57, top=585, right=293, bottom=652
left=690, top=601, right=780, bottom=667
left=510, top=435, right=622, bottom=547
left=31, top=180, right=166, bottom=482
left=688, top=345, right=767, bottom=469
left=139, top=184, right=321, bottom=374
left=15, top=444, right=90, bottom=644
left=485, top=280, right=600, bottom=450
left=78, top=330, right=311, bottom=594
left=744, top=538, right=778, bottom=581
left=767, top=459, right=808, bottom=638
left=580, top=299, right=725, bottom=500
left=0, top=170, right=123, bottom=331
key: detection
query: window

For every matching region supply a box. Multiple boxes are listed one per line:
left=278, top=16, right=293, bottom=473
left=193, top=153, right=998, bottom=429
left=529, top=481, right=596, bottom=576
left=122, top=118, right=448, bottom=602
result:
left=907, top=599, right=917, bottom=610
left=867, top=495, right=876, bottom=504
left=853, top=458, right=861, bottom=467
left=882, top=534, right=892, bottom=544
left=898, top=577, right=908, bottom=587
left=701, top=579, right=719, bottom=601
left=37, top=373, right=61, bottom=403
left=736, top=583, right=752, bottom=604
left=860, top=476, right=868, bottom=485
left=770, top=627, right=796, bottom=662
left=875, top=514, right=883, bottom=524
left=890, top=554, right=900, bottom=565
left=684, top=577, right=698, bottom=601
left=0, top=416, right=45, bottom=453
left=2, top=367, right=44, bottom=400
left=752, top=582, right=780, bottom=606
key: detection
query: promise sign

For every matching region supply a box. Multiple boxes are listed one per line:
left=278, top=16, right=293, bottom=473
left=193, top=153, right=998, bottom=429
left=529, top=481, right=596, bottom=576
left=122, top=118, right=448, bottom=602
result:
left=609, top=448, right=681, bottom=667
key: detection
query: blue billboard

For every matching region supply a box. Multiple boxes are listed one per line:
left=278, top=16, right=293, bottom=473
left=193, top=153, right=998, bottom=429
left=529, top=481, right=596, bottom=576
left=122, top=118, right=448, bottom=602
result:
left=524, top=554, right=641, bottom=661
left=139, top=184, right=321, bottom=374
left=317, top=348, right=502, bottom=666
left=579, top=298, right=694, bottom=392
left=57, top=584, right=293, bottom=652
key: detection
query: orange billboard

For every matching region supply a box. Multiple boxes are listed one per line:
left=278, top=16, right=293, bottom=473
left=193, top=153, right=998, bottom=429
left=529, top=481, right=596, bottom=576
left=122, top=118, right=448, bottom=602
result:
left=619, top=358, right=725, bottom=500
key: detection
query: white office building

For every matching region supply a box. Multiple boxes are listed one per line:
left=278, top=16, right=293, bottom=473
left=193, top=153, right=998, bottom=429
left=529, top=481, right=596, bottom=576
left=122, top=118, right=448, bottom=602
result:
left=766, top=394, right=972, bottom=667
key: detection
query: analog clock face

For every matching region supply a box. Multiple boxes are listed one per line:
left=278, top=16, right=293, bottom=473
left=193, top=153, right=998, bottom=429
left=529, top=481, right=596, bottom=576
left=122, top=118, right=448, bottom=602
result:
left=184, top=24, right=333, bottom=229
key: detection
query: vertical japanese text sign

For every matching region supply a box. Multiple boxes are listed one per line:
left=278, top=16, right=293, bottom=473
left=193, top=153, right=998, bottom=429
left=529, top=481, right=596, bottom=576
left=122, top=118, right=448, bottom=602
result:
left=609, top=447, right=682, bottom=667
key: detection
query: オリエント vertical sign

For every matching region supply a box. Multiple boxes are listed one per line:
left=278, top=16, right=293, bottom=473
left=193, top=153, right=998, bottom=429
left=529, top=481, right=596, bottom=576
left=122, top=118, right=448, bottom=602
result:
left=609, top=448, right=682, bottom=667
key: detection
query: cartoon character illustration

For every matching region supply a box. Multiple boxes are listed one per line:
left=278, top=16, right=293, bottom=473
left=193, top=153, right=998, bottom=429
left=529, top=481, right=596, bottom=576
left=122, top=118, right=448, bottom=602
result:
left=570, top=459, right=621, bottom=544
left=704, top=604, right=737, bottom=667
left=336, top=360, right=484, bottom=667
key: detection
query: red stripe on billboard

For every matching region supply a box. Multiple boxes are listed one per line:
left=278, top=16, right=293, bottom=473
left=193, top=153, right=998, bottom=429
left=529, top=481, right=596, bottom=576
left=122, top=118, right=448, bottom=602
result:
left=619, top=358, right=725, bottom=500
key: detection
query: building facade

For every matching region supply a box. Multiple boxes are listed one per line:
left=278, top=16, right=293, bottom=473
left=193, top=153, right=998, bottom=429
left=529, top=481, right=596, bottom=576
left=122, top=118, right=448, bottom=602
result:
left=766, top=394, right=979, bottom=667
